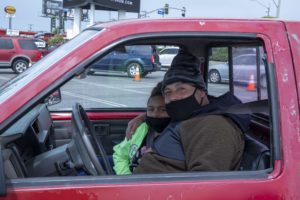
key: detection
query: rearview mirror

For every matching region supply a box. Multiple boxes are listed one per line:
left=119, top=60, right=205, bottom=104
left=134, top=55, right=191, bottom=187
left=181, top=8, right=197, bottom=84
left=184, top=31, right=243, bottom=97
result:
left=114, top=46, right=127, bottom=53
left=76, top=68, right=88, bottom=79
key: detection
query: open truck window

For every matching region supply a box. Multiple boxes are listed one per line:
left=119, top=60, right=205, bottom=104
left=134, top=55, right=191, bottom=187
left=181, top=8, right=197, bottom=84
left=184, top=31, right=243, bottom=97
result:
left=208, top=46, right=267, bottom=102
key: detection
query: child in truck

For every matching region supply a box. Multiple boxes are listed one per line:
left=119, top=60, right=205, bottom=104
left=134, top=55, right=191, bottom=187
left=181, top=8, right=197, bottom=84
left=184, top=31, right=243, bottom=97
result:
left=113, top=81, right=170, bottom=175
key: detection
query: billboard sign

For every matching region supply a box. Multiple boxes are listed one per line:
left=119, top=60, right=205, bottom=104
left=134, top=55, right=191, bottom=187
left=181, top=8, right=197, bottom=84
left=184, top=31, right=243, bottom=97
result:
left=43, top=0, right=63, bottom=17
left=63, top=0, right=86, bottom=8
left=63, top=0, right=140, bottom=13
left=6, top=29, right=19, bottom=36
left=4, top=6, right=16, bottom=15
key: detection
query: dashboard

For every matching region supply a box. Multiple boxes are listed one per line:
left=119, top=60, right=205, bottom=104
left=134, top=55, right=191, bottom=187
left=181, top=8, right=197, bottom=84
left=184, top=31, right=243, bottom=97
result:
left=1, top=104, right=53, bottom=178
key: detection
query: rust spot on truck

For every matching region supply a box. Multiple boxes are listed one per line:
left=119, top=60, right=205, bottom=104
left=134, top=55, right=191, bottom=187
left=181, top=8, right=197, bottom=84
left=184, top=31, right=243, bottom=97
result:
left=273, top=41, right=286, bottom=55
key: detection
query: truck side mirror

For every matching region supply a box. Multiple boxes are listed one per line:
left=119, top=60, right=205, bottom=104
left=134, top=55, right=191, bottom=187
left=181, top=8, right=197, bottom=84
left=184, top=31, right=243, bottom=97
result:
left=45, top=89, right=62, bottom=106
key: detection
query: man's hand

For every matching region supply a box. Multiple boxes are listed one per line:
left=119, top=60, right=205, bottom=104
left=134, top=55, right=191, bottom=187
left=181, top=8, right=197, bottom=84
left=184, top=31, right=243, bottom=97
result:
left=126, top=113, right=146, bottom=139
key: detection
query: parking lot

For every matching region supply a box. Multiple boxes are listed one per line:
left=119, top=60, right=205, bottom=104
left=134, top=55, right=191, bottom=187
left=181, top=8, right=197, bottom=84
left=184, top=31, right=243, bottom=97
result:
left=0, top=69, right=267, bottom=110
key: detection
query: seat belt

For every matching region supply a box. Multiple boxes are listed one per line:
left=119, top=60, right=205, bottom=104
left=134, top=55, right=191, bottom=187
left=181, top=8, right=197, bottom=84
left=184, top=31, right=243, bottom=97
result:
left=192, top=99, right=269, bottom=117
left=146, top=128, right=155, bottom=149
left=221, top=99, right=269, bottom=115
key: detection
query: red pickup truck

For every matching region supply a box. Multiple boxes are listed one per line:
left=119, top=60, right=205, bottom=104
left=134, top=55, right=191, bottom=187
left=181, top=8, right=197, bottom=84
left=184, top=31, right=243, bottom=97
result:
left=0, top=18, right=299, bottom=199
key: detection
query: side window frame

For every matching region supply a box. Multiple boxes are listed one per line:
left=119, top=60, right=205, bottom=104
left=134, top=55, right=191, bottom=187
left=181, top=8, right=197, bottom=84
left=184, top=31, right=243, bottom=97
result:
left=0, top=39, right=14, bottom=50
left=207, top=45, right=268, bottom=102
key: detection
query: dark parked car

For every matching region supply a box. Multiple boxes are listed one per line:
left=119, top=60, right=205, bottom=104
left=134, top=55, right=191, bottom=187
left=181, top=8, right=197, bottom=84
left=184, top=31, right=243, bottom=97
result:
left=89, top=45, right=160, bottom=77
left=0, top=36, right=43, bottom=73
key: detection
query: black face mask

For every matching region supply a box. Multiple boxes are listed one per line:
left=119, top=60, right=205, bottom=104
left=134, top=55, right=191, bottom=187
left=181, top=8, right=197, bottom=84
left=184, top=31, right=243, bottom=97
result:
left=145, top=116, right=171, bottom=133
left=166, top=88, right=203, bottom=121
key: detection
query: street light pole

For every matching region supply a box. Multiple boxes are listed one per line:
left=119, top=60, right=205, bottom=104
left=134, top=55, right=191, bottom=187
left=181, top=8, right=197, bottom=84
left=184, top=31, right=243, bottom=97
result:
left=271, top=0, right=281, bottom=18
left=250, top=0, right=271, bottom=17
left=9, top=16, right=12, bottom=29
left=5, top=14, right=14, bottom=29
left=249, top=0, right=281, bottom=18
left=266, top=5, right=270, bottom=17
left=28, top=24, right=33, bottom=31
left=276, top=0, right=281, bottom=18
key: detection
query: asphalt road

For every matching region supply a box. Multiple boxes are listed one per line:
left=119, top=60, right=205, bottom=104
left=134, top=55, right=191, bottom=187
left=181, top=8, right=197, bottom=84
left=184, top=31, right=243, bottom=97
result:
left=54, top=71, right=166, bottom=110
left=0, top=69, right=14, bottom=85
left=0, top=69, right=267, bottom=110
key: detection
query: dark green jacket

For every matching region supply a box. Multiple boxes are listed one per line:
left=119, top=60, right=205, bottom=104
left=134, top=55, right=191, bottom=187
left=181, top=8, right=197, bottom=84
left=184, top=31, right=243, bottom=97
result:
left=134, top=115, right=244, bottom=173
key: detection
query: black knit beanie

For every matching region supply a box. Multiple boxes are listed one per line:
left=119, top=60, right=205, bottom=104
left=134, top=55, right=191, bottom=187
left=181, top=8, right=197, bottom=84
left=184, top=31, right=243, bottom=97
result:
left=162, top=49, right=206, bottom=91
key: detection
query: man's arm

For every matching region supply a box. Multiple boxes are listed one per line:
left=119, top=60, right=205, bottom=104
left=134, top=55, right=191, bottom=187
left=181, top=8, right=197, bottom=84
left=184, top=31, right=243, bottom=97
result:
left=126, top=113, right=146, bottom=139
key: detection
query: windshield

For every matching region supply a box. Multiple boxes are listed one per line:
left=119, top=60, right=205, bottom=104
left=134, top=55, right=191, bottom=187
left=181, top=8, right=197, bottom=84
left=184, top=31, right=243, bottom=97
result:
left=0, top=29, right=101, bottom=103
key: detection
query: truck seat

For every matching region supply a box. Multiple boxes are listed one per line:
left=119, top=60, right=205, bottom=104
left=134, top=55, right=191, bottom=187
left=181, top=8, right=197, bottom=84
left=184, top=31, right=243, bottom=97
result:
left=239, top=134, right=270, bottom=170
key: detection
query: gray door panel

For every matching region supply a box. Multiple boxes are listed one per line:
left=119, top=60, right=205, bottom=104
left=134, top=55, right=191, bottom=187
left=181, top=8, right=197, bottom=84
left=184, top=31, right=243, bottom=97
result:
left=52, top=119, right=129, bottom=155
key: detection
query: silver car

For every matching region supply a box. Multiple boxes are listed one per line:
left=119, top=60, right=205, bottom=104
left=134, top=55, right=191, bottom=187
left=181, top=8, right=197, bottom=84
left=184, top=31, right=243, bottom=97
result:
left=208, top=54, right=266, bottom=86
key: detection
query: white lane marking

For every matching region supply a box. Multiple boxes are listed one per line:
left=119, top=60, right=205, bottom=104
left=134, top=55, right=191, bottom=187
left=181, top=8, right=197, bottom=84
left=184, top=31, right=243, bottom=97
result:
left=126, top=85, right=155, bottom=89
left=73, top=79, right=149, bottom=95
left=63, top=91, right=127, bottom=107
left=0, top=76, right=10, bottom=81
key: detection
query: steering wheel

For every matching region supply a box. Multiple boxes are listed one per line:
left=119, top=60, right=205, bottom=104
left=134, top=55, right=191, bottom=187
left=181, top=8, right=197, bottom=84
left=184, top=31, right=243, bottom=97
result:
left=72, top=103, right=113, bottom=175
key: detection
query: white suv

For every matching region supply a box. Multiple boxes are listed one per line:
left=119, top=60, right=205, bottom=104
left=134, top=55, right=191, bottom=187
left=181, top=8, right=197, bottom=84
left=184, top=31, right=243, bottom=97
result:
left=158, top=46, right=179, bottom=70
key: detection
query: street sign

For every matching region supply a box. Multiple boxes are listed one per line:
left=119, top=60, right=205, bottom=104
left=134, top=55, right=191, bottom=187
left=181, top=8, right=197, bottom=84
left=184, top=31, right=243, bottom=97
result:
left=4, top=6, right=16, bottom=15
left=6, top=29, right=19, bottom=36
left=63, top=0, right=141, bottom=13
left=157, top=9, right=164, bottom=15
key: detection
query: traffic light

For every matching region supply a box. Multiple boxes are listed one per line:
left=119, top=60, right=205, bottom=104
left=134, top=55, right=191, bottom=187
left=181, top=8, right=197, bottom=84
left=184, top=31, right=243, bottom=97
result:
left=63, top=10, right=68, bottom=19
left=164, top=3, right=169, bottom=15
left=182, top=7, right=186, bottom=17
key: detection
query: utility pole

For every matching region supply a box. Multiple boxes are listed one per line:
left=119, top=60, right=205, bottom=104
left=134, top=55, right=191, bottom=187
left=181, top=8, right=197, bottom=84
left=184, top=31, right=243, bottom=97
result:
left=8, top=16, right=12, bottom=29
left=59, top=10, right=64, bottom=34
left=50, top=17, right=56, bottom=33
left=28, top=24, right=33, bottom=31
left=249, top=0, right=281, bottom=18
left=271, top=0, right=281, bottom=18
left=249, top=0, right=271, bottom=17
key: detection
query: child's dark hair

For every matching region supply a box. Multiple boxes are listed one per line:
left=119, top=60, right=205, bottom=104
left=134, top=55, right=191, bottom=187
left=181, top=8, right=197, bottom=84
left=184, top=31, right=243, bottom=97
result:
left=147, top=81, right=163, bottom=105
left=150, top=81, right=163, bottom=97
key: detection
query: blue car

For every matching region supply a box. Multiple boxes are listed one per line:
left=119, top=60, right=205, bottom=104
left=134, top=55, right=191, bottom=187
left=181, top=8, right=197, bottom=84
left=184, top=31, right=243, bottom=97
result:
left=89, top=45, right=161, bottom=77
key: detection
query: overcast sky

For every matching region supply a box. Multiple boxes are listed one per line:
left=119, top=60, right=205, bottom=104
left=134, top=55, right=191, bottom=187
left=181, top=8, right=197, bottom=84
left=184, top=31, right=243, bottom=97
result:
left=0, top=0, right=299, bottom=32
